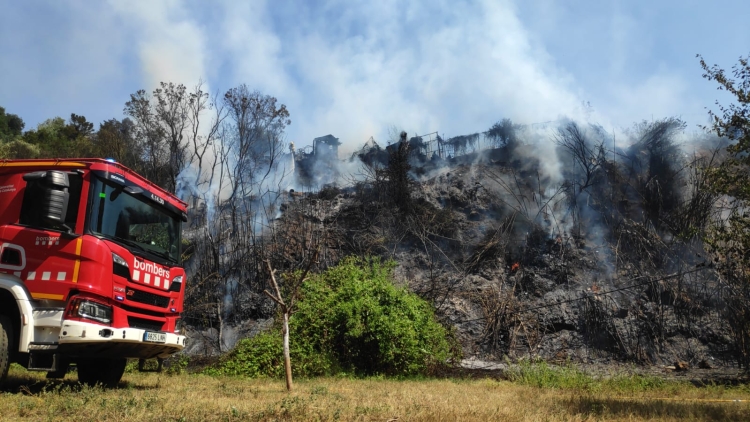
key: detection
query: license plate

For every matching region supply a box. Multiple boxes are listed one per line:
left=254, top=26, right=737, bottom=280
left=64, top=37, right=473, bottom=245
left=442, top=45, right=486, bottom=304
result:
left=143, top=331, right=167, bottom=343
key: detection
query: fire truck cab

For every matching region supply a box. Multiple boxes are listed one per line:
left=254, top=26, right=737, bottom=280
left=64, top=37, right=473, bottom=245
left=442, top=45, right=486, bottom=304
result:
left=0, top=159, right=187, bottom=387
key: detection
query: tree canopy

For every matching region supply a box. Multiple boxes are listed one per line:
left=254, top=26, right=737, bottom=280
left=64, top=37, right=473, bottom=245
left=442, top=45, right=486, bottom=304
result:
left=0, top=106, right=25, bottom=141
left=0, top=81, right=290, bottom=197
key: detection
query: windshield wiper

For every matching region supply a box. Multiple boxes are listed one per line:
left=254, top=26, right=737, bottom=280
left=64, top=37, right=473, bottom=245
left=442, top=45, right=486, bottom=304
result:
left=112, top=236, right=149, bottom=253
left=96, top=233, right=145, bottom=252
left=97, top=234, right=176, bottom=265
left=100, top=234, right=158, bottom=259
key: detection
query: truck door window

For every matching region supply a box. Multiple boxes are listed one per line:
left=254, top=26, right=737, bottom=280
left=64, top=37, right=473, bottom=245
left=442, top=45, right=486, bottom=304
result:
left=19, top=172, right=83, bottom=232
left=0, top=247, right=22, bottom=266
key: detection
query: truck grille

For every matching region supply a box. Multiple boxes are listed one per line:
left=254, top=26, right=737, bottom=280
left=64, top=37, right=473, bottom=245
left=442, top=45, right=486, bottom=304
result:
left=127, top=316, right=164, bottom=331
left=126, top=287, right=169, bottom=308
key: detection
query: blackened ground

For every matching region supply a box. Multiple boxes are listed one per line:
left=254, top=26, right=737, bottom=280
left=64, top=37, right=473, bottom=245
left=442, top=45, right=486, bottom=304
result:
left=183, top=143, right=739, bottom=377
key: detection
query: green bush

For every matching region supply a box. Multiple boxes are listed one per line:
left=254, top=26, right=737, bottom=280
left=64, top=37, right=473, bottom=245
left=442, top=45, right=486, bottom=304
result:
left=207, top=332, right=284, bottom=378
left=506, top=359, right=595, bottom=390
left=211, top=257, right=457, bottom=377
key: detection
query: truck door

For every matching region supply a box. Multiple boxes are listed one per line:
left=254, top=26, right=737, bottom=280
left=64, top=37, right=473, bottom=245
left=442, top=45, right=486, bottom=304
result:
left=9, top=170, right=86, bottom=301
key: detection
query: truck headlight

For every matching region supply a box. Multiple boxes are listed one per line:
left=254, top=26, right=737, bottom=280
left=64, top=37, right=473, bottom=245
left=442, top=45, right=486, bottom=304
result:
left=112, top=252, right=131, bottom=280
left=169, top=275, right=184, bottom=292
left=67, top=298, right=113, bottom=325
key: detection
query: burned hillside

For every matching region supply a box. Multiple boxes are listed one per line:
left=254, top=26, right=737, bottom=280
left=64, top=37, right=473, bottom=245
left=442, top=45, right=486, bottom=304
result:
left=182, top=118, right=739, bottom=370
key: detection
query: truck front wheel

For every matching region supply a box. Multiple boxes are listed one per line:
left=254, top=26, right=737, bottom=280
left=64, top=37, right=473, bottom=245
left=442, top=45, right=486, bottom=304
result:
left=77, top=358, right=126, bottom=388
left=0, top=316, right=12, bottom=383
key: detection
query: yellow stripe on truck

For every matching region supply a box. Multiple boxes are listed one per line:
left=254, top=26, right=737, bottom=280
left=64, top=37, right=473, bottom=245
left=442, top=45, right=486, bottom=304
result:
left=72, top=237, right=83, bottom=283
left=31, top=292, right=64, bottom=300
left=0, top=161, right=87, bottom=167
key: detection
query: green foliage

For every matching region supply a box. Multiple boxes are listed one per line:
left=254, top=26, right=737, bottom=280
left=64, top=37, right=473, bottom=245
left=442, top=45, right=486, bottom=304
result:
left=0, top=139, right=40, bottom=159
left=0, top=108, right=139, bottom=161
left=206, top=327, right=333, bottom=379
left=122, top=355, right=190, bottom=376
left=506, top=359, right=595, bottom=391
left=297, top=256, right=457, bottom=376
left=0, top=106, right=28, bottom=159
left=506, top=359, right=679, bottom=394
left=164, top=353, right=190, bottom=375
left=206, top=331, right=284, bottom=378
left=0, top=106, right=25, bottom=141
left=211, top=257, right=457, bottom=378
left=94, top=118, right=146, bottom=171
left=20, top=114, right=97, bottom=158
left=124, top=359, right=140, bottom=374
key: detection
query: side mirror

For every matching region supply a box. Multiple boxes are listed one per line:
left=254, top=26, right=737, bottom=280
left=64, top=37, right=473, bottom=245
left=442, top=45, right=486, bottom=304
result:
left=23, top=170, right=70, bottom=226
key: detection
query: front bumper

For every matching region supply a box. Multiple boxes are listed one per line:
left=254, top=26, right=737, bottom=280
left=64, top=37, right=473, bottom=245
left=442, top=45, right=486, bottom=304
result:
left=58, top=319, right=186, bottom=359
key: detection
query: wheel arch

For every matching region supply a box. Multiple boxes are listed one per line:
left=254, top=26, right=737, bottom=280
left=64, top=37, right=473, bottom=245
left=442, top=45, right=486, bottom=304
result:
left=0, top=273, right=35, bottom=355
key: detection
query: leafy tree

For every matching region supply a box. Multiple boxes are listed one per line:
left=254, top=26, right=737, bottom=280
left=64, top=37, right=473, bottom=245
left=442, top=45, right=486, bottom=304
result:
left=65, top=113, right=94, bottom=139
left=0, top=106, right=25, bottom=141
left=21, top=114, right=96, bottom=158
left=699, top=53, right=750, bottom=368
left=0, top=107, right=27, bottom=159
left=0, top=139, right=40, bottom=159
left=94, top=118, right=144, bottom=171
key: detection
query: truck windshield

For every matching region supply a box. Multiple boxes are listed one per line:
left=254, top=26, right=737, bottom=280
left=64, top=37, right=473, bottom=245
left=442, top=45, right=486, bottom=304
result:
left=88, top=176, right=181, bottom=264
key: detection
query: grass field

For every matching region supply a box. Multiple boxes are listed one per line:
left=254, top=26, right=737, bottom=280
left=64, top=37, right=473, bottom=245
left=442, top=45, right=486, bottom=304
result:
left=0, top=363, right=749, bottom=421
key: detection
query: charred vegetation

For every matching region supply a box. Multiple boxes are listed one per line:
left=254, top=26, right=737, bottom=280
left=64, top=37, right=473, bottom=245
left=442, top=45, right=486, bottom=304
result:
left=180, top=106, right=742, bottom=372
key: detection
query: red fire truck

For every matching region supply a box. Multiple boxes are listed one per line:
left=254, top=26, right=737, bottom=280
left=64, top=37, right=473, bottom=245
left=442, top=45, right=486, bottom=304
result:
left=0, top=159, right=187, bottom=387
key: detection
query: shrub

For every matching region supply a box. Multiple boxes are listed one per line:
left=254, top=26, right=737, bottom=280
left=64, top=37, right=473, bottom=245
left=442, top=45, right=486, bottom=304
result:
left=211, top=257, right=457, bottom=377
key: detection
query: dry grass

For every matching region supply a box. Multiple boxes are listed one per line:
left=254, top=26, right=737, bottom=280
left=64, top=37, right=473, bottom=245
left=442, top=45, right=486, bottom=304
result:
left=0, top=365, right=748, bottom=421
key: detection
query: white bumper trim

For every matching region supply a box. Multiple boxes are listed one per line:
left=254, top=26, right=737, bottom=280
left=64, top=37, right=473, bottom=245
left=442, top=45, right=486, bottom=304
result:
left=59, top=320, right=186, bottom=357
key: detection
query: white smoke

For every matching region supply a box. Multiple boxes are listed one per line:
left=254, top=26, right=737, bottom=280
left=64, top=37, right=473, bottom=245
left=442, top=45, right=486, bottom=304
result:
left=108, top=0, right=209, bottom=92
left=109, top=0, right=585, bottom=152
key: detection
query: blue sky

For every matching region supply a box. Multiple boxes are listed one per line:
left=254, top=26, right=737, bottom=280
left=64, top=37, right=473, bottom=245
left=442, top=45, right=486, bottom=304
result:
left=1, top=0, right=748, bottom=151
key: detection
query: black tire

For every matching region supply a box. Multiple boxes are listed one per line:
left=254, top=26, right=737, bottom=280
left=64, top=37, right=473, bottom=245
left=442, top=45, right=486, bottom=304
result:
left=0, top=316, right=12, bottom=383
left=77, top=358, right=126, bottom=388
